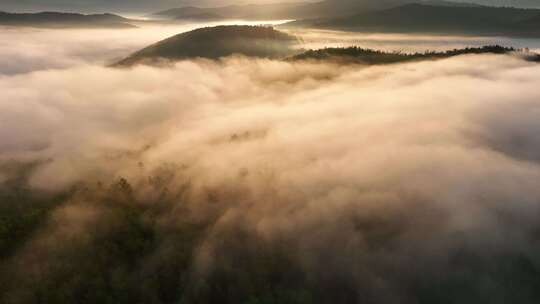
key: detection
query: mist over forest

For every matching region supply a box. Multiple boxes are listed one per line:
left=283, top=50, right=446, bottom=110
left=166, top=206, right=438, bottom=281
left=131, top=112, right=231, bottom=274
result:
left=2, top=1, right=540, bottom=304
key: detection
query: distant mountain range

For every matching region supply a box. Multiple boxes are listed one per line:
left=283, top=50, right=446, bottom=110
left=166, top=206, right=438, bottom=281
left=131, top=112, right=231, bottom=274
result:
left=0, top=11, right=135, bottom=28
left=2, top=0, right=540, bottom=14
left=285, top=4, right=540, bottom=37
left=0, top=0, right=314, bottom=13
left=453, top=0, right=540, bottom=8
left=115, top=25, right=300, bottom=66
left=4, top=0, right=540, bottom=36
left=151, top=0, right=469, bottom=21
left=151, top=1, right=540, bottom=38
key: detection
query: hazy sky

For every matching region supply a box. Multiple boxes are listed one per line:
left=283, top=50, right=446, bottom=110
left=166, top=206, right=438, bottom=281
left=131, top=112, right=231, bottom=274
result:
left=2, top=0, right=540, bottom=14
left=0, top=0, right=312, bottom=13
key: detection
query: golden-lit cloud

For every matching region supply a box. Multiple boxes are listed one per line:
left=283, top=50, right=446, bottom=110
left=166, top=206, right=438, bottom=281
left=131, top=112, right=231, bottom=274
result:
left=2, top=27, right=540, bottom=303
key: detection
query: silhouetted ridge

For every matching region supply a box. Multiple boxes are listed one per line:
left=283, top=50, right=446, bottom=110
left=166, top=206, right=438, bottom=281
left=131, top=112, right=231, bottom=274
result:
left=289, top=45, right=540, bottom=64
left=115, top=25, right=300, bottom=66
left=151, top=6, right=224, bottom=20
left=0, top=11, right=135, bottom=28
left=150, top=1, right=461, bottom=21
left=286, top=4, right=540, bottom=37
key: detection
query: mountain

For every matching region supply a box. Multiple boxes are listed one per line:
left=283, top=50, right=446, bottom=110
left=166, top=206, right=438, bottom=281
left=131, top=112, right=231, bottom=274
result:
left=285, top=4, right=540, bottom=37
left=151, top=2, right=315, bottom=20
left=151, top=0, right=467, bottom=21
left=0, top=11, right=135, bottom=28
left=454, top=0, right=540, bottom=8
left=3, top=0, right=540, bottom=15
left=151, top=6, right=224, bottom=20
left=0, top=0, right=314, bottom=13
left=115, top=25, right=300, bottom=66
left=115, top=23, right=540, bottom=67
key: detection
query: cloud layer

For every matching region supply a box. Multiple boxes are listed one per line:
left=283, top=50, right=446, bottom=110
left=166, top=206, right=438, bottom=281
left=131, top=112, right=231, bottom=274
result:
left=2, top=30, right=540, bottom=303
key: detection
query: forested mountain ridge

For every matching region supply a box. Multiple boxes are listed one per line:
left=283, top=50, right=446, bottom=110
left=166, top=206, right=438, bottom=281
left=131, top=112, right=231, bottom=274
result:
left=288, top=45, right=540, bottom=64
left=454, top=0, right=540, bottom=8
left=115, top=25, right=540, bottom=67
left=285, top=4, right=540, bottom=37
left=0, top=11, right=135, bottom=28
left=151, top=0, right=466, bottom=21
left=115, top=25, right=301, bottom=66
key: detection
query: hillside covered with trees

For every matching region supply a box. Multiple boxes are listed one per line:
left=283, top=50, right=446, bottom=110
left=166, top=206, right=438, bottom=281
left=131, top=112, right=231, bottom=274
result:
left=286, top=4, right=540, bottom=37
left=115, top=25, right=301, bottom=66
left=0, top=11, right=135, bottom=28
left=289, top=45, right=540, bottom=64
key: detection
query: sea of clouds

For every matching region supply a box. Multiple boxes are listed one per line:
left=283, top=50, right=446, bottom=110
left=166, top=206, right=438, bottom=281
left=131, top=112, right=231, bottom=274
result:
left=2, top=26, right=540, bottom=302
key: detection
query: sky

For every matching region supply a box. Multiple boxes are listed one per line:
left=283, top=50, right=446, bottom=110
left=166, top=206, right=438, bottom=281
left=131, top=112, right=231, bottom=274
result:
left=2, top=0, right=540, bottom=14
left=0, top=0, right=312, bottom=13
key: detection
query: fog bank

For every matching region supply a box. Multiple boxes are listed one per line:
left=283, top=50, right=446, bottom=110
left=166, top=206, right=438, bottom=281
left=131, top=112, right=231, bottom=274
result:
left=2, top=18, right=540, bottom=302
left=2, top=52, right=540, bottom=302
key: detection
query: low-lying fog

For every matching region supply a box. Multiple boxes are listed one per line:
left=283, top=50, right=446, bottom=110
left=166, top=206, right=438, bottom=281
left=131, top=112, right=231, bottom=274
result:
left=291, top=28, right=540, bottom=53
left=0, top=20, right=289, bottom=75
left=2, top=21, right=540, bottom=303
left=4, top=21, right=540, bottom=75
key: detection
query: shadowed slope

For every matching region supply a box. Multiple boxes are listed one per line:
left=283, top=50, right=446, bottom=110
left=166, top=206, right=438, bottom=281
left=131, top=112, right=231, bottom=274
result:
left=0, top=11, right=135, bottom=28
left=115, top=25, right=300, bottom=66
left=150, top=0, right=453, bottom=21
left=286, top=4, right=540, bottom=37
